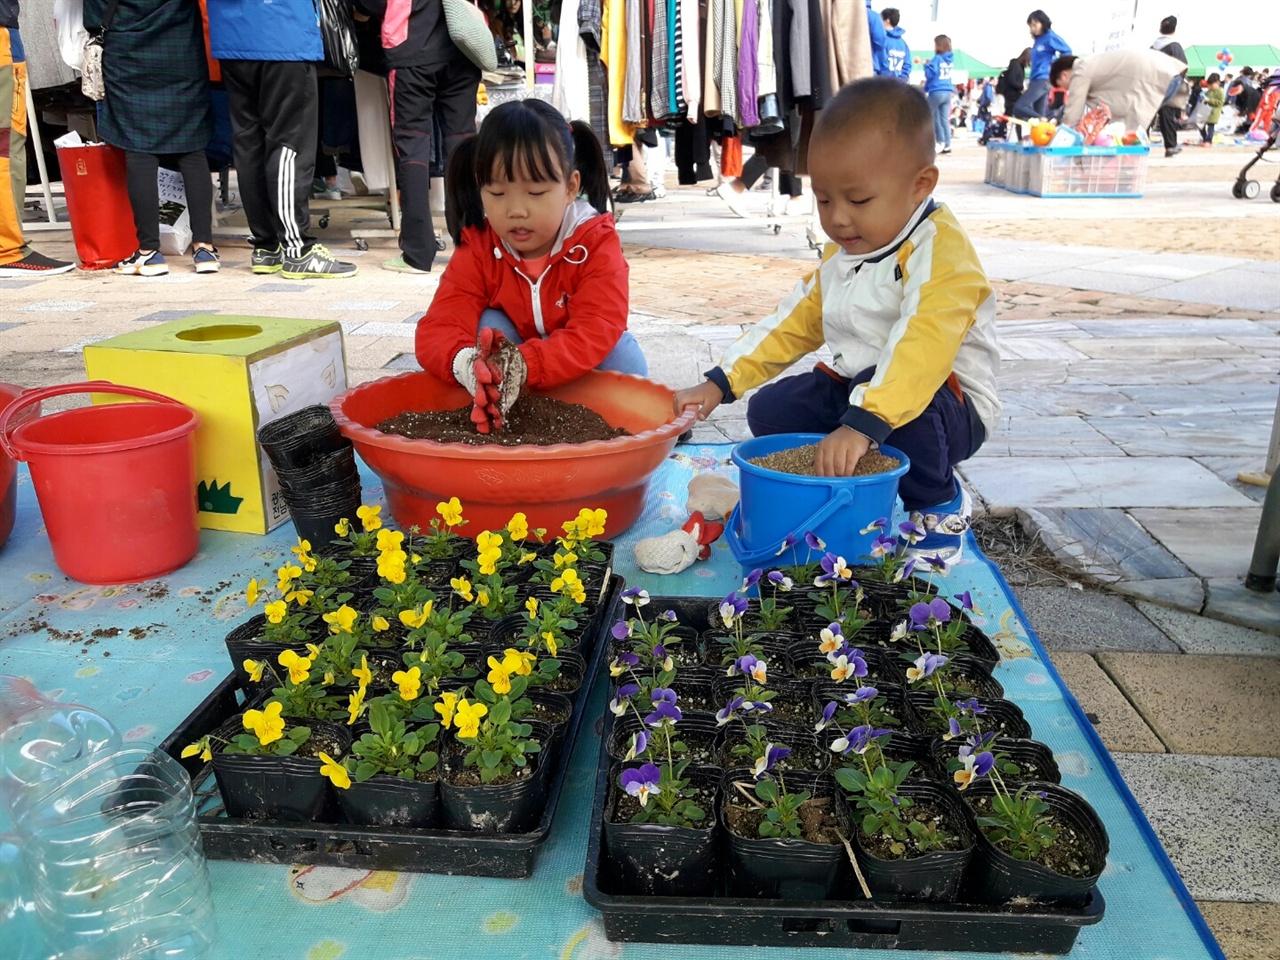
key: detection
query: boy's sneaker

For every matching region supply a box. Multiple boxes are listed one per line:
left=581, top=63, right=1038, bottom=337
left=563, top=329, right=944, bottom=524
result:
left=383, top=254, right=429, bottom=274
left=0, top=250, right=76, bottom=276
left=193, top=247, right=220, bottom=274
left=114, top=249, right=169, bottom=277
left=251, top=244, right=283, bottom=274
left=900, top=485, right=972, bottom=571
left=282, top=243, right=358, bottom=280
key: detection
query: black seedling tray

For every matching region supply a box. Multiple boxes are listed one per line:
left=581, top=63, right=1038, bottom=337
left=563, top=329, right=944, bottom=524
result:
left=159, top=576, right=621, bottom=879
left=583, top=594, right=1105, bottom=952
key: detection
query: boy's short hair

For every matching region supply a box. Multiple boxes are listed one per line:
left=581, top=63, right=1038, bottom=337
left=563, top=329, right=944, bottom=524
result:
left=813, top=77, right=935, bottom=167
left=881, top=7, right=900, bottom=26
left=1207, top=72, right=1221, bottom=83
left=1049, top=55, right=1077, bottom=87
left=1159, top=15, right=1177, bottom=34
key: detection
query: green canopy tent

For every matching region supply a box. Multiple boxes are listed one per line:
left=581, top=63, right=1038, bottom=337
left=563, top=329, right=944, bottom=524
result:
left=909, top=49, right=1001, bottom=79
left=1183, top=45, right=1280, bottom=78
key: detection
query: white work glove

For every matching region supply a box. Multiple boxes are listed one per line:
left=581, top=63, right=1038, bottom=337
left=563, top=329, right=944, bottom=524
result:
left=453, top=329, right=528, bottom=433
left=686, top=472, right=740, bottom=523
left=633, top=512, right=726, bottom=575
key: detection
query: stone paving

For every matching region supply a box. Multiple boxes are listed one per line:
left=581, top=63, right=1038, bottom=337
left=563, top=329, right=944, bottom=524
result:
left=2, top=139, right=1278, bottom=958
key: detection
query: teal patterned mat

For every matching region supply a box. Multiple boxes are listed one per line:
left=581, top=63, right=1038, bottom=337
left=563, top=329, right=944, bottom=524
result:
left=0, top=447, right=1223, bottom=960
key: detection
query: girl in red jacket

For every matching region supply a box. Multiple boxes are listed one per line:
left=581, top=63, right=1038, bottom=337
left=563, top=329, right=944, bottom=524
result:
left=415, top=99, right=646, bottom=398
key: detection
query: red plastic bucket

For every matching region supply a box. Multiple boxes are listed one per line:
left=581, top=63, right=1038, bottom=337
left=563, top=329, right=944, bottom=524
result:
left=0, top=382, right=201, bottom=584
left=0, top=382, right=38, bottom=548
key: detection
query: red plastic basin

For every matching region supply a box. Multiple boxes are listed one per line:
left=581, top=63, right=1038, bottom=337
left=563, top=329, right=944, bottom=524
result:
left=330, top=371, right=697, bottom=537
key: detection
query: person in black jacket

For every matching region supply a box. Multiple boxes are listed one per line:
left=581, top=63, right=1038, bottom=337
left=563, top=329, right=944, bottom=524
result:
left=991, top=49, right=1028, bottom=141
left=1151, top=15, right=1188, bottom=156
left=354, top=0, right=481, bottom=274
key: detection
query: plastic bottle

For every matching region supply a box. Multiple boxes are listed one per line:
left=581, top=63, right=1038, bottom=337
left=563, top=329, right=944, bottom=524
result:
left=0, top=676, right=217, bottom=959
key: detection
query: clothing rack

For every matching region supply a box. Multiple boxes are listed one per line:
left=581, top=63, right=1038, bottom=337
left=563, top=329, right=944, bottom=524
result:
left=21, top=80, right=66, bottom=232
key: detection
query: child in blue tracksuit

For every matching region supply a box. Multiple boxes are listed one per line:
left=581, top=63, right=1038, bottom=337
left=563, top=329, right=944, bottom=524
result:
left=1014, top=8, right=1071, bottom=120
left=924, top=36, right=955, bottom=152
left=881, top=7, right=912, bottom=81
left=866, top=0, right=888, bottom=77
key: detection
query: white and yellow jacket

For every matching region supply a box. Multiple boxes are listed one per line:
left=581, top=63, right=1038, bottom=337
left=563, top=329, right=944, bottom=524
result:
left=706, top=199, right=1001, bottom=444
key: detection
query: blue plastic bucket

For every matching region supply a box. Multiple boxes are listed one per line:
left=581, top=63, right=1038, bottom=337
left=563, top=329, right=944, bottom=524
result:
left=726, top=434, right=910, bottom=573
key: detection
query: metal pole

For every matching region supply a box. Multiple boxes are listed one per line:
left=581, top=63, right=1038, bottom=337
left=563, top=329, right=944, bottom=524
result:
left=1245, top=468, right=1279, bottom=593
left=24, top=77, right=57, bottom=225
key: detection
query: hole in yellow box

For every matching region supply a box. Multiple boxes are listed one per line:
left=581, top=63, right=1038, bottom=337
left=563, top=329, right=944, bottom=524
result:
left=175, top=324, right=264, bottom=342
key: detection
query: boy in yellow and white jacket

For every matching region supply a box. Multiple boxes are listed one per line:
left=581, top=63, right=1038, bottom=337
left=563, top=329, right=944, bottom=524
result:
left=674, top=77, right=1000, bottom=565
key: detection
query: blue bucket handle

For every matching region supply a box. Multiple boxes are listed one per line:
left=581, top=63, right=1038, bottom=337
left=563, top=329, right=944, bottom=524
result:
left=724, top=486, right=856, bottom=568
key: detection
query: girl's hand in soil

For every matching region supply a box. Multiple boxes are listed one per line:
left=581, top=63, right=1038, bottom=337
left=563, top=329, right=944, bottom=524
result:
left=672, top=380, right=723, bottom=420
left=815, top=427, right=870, bottom=477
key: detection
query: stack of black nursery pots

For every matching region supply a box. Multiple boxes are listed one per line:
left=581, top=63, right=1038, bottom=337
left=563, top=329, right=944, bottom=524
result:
left=257, top=406, right=362, bottom=546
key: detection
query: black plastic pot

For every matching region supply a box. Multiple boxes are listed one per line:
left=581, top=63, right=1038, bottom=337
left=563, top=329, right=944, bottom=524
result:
left=607, top=713, right=723, bottom=769
left=487, top=613, right=588, bottom=654
left=520, top=690, right=574, bottom=751
left=210, top=719, right=351, bottom=822
left=275, top=446, right=357, bottom=496
left=849, top=779, right=976, bottom=903
left=811, top=680, right=914, bottom=733
left=223, top=615, right=300, bottom=689
left=612, top=625, right=702, bottom=669
left=700, top=632, right=794, bottom=671
left=720, top=769, right=847, bottom=899
left=603, top=764, right=720, bottom=897
left=885, top=653, right=1005, bottom=700
left=930, top=737, right=1062, bottom=786
left=906, top=693, right=1033, bottom=740
left=963, top=780, right=1108, bottom=907
left=439, top=722, right=552, bottom=832
left=336, top=772, right=440, bottom=828
left=718, top=723, right=830, bottom=773
left=257, top=405, right=347, bottom=473
left=794, top=644, right=906, bottom=685
left=415, top=556, right=458, bottom=587
left=286, top=476, right=364, bottom=548
left=713, top=675, right=811, bottom=726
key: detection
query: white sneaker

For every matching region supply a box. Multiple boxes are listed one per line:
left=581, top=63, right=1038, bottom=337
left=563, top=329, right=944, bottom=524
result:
left=715, top=182, right=752, bottom=218
left=114, top=250, right=169, bottom=277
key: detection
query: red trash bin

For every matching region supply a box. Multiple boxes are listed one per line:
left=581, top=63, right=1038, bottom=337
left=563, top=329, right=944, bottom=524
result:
left=56, top=143, right=137, bottom=270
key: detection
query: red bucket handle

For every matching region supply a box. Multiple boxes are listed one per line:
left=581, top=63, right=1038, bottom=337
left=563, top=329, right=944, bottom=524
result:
left=0, top=381, right=187, bottom=462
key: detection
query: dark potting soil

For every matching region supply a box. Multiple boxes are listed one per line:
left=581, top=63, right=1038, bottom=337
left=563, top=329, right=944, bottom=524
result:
left=748, top=445, right=901, bottom=478
left=677, top=685, right=717, bottom=714
left=762, top=697, right=813, bottom=725
left=446, top=760, right=536, bottom=787
left=859, top=801, right=965, bottom=859
left=377, top=395, right=630, bottom=446
left=297, top=726, right=347, bottom=760
left=970, top=795, right=1098, bottom=878
left=725, top=795, right=842, bottom=844
left=525, top=700, right=571, bottom=724
left=720, top=738, right=826, bottom=772
left=675, top=733, right=721, bottom=768
left=610, top=781, right=716, bottom=824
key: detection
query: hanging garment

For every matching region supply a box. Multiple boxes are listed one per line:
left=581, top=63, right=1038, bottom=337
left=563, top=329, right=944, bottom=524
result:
left=824, top=0, right=870, bottom=92
left=756, top=0, right=775, bottom=99
left=737, top=0, right=759, bottom=126
left=650, top=0, right=668, bottom=117
left=553, top=0, right=591, bottom=121
left=703, top=0, right=720, bottom=115
left=622, top=0, right=643, bottom=123
left=602, top=0, right=637, bottom=145
left=669, top=0, right=683, bottom=118
left=674, top=109, right=712, bottom=182
left=679, top=0, right=700, bottom=118
left=720, top=132, right=742, bottom=175
left=711, top=0, right=738, bottom=122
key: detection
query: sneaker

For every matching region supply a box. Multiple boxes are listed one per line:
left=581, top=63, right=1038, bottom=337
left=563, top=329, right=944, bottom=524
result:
left=1165, top=145, right=1182, bottom=157
left=715, top=182, right=751, bottom=218
left=114, top=249, right=169, bottom=277
left=941, top=146, right=952, bottom=154
left=251, top=244, right=283, bottom=274
left=193, top=246, right=220, bottom=274
left=312, top=178, right=342, bottom=201
left=900, top=485, right=972, bottom=571
left=383, top=254, right=429, bottom=274
left=0, top=250, right=75, bottom=276
left=282, top=243, right=358, bottom=279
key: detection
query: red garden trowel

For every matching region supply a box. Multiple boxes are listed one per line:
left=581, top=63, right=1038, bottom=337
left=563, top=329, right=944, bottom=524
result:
left=468, top=328, right=527, bottom=434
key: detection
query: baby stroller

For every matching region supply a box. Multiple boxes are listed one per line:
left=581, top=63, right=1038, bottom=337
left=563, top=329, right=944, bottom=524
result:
left=978, top=117, right=1009, bottom=146
left=1231, top=79, right=1280, bottom=201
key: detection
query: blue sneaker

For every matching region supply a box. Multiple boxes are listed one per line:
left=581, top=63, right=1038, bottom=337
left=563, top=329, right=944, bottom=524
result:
left=900, top=484, right=972, bottom=571
left=114, top=249, right=168, bottom=277
left=193, top=246, right=220, bottom=274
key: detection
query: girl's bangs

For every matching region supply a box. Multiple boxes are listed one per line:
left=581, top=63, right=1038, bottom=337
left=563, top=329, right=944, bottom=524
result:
left=476, top=110, right=566, bottom=185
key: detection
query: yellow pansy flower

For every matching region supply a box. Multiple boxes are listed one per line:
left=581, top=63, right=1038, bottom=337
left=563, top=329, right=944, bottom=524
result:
left=243, top=658, right=265, bottom=683
left=553, top=550, right=578, bottom=569
left=436, top=497, right=464, bottom=526
left=551, top=568, right=581, bottom=594
left=347, top=686, right=366, bottom=726
left=542, top=631, right=558, bottom=657
left=581, top=508, right=607, bottom=538
left=377, top=550, right=407, bottom=584
left=399, top=605, right=430, bottom=630
left=487, top=655, right=513, bottom=695
left=322, top=604, right=358, bottom=635
left=477, top=589, right=490, bottom=607
left=525, top=596, right=539, bottom=617
left=435, top=691, right=459, bottom=729
left=245, top=577, right=264, bottom=608
left=372, top=615, right=390, bottom=633
left=507, top=512, right=529, bottom=540
left=357, top=504, right=382, bottom=532
left=305, top=643, right=322, bottom=659
left=451, top=576, right=474, bottom=602
left=476, top=530, right=503, bottom=554
left=571, top=585, right=587, bottom=605
left=181, top=740, right=213, bottom=763
left=502, top=648, right=537, bottom=677
left=264, top=600, right=287, bottom=624
left=478, top=548, right=502, bottom=576
left=291, top=539, right=312, bottom=560
left=285, top=585, right=314, bottom=607
left=334, top=517, right=351, bottom=537
left=454, top=699, right=488, bottom=739
left=352, top=654, right=373, bottom=690
left=392, top=666, right=422, bottom=701
left=278, top=649, right=312, bottom=684
left=319, top=752, right=351, bottom=790
left=376, top=528, right=405, bottom=553
left=276, top=564, right=302, bottom=591
left=519, top=552, right=536, bottom=564
left=243, top=701, right=285, bottom=746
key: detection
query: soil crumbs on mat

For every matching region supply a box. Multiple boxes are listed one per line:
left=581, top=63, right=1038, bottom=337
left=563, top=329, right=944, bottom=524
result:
left=749, top=444, right=900, bottom=478
left=377, top=395, right=629, bottom=446
left=726, top=795, right=842, bottom=844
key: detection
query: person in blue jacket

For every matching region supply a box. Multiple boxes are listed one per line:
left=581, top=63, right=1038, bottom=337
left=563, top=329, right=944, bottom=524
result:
left=1013, top=8, right=1071, bottom=121
left=924, top=35, right=956, bottom=153
left=207, top=0, right=357, bottom=279
left=867, top=0, right=889, bottom=78
left=881, top=8, right=912, bottom=82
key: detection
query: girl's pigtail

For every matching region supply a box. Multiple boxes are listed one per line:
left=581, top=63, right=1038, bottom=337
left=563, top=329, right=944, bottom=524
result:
left=570, top=120, right=611, bottom=215
left=444, top=134, right=484, bottom=246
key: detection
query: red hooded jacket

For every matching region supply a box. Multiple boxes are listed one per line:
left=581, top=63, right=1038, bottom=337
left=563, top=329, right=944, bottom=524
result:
left=415, top=200, right=630, bottom=390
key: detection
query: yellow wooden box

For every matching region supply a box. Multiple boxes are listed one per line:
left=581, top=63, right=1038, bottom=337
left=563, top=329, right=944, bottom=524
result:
left=84, top=315, right=347, bottom=534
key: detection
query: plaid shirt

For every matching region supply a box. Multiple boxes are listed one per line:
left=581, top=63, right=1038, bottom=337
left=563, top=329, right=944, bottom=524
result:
left=578, top=0, right=602, bottom=51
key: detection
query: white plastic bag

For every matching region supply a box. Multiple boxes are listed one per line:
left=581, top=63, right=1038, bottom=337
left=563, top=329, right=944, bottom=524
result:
left=157, top=168, right=193, bottom=256
left=53, top=0, right=91, bottom=71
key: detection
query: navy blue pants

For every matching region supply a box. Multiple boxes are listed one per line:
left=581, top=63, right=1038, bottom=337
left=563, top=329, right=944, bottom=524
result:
left=745, top=366, right=985, bottom=511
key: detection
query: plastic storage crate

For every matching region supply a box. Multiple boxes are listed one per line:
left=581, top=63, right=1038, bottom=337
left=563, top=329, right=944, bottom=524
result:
left=983, top=143, right=1039, bottom=195
left=986, top=143, right=1150, bottom=198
